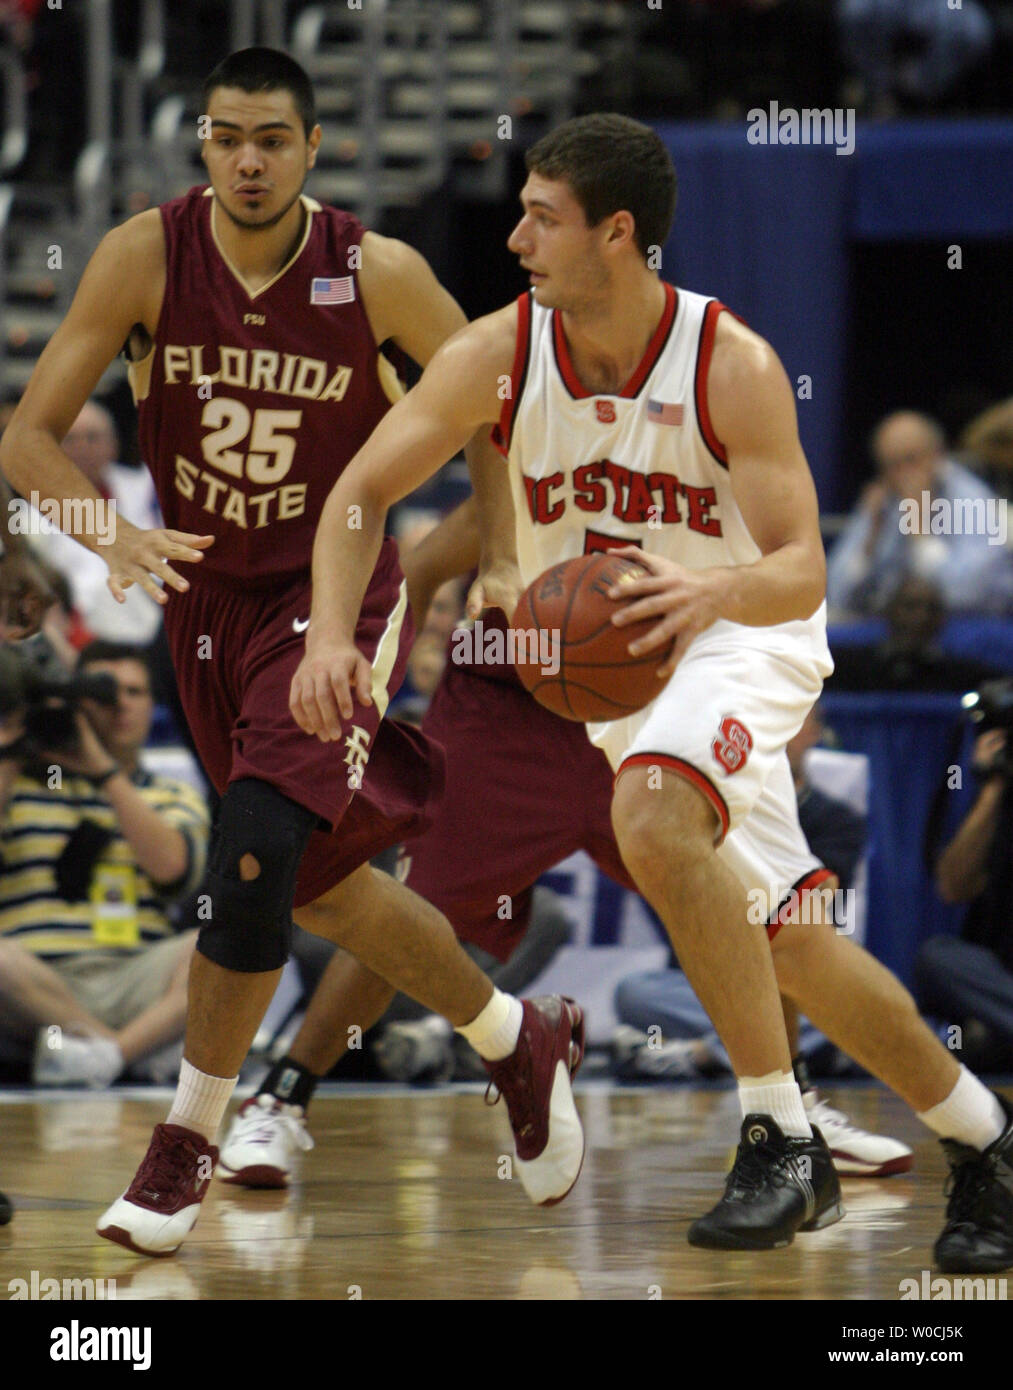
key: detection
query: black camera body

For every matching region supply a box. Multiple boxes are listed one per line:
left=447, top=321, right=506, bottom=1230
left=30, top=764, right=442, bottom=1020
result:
left=0, top=633, right=117, bottom=751
left=963, top=678, right=1013, bottom=779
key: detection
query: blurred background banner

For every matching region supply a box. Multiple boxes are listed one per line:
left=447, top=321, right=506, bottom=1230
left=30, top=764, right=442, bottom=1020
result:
left=660, top=119, right=1013, bottom=509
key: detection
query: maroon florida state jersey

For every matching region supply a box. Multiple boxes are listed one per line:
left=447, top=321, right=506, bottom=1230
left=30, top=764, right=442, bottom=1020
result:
left=130, top=186, right=400, bottom=585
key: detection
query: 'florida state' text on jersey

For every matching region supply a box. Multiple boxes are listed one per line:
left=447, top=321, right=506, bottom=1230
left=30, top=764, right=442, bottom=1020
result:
left=494, top=283, right=829, bottom=663
left=130, top=186, right=400, bottom=584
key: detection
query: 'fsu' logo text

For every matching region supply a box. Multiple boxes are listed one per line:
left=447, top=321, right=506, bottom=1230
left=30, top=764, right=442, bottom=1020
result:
left=712, top=716, right=753, bottom=774
left=523, top=460, right=722, bottom=536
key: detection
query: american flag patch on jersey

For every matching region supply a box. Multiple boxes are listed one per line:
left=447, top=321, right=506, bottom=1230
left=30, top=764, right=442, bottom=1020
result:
left=647, top=399, right=684, bottom=426
left=310, top=276, right=355, bottom=305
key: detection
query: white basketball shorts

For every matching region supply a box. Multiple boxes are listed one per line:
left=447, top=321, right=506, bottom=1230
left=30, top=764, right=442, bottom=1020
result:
left=588, top=621, right=835, bottom=930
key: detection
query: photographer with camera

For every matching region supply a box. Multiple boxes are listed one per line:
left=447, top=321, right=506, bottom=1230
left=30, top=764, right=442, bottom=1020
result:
left=0, top=638, right=210, bottom=1086
left=916, top=682, right=1013, bottom=1071
left=0, top=459, right=57, bottom=645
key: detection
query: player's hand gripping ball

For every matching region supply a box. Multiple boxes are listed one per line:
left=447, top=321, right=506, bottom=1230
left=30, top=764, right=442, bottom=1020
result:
left=511, top=553, right=675, bottom=721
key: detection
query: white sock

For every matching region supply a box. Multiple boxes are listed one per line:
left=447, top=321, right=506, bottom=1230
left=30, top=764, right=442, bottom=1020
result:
left=918, top=1066, right=1006, bottom=1151
left=456, top=989, right=523, bottom=1061
left=166, top=1059, right=238, bottom=1143
left=739, top=1069, right=812, bottom=1139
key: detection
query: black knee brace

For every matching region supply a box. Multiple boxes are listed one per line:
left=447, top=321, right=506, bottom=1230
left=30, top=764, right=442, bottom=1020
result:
left=197, top=779, right=319, bottom=974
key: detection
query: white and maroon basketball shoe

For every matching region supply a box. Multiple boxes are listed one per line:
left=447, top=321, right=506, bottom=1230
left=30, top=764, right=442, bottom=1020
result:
left=483, top=995, right=586, bottom=1206
left=218, top=1094, right=314, bottom=1188
left=97, top=1123, right=218, bottom=1256
left=803, top=1088, right=914, bottom=1177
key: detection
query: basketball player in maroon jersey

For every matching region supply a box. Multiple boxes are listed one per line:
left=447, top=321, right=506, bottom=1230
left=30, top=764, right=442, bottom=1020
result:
left=220, top=494, right=910, bottom=1188
left=291, top=114, right=1013, bottom=1268
left=0, top=48, right=586, bottom=1257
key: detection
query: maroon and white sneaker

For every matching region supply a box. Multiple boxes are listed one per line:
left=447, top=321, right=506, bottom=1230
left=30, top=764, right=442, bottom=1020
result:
left=803, top=1089, right=914, bottom=1177
left=97, top=1123, right=219, bottom=1256
left=218, top=1094, right=313, bottom=1188
left=484, top=995, right=586, bottom=1206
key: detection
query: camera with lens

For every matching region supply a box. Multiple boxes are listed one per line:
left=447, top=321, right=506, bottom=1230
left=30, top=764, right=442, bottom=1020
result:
left=962, top=677, right=1013, bottom=779
left=0, top=633, right=117, bottom=752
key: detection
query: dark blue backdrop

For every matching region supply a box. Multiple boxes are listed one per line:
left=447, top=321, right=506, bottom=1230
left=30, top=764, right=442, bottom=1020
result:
left=657, top=119, right=1013, bottom=511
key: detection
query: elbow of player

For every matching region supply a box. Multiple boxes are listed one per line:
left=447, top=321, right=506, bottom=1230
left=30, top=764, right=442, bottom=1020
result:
left=0, top=425, right=26, bottom=494
left=332, top=467, right=389, bottom=532
left=795, top=576, right=826, bottom=621
left=801, top=553, right=827, bottom=618
left=0, top=420, right=51, bottom=499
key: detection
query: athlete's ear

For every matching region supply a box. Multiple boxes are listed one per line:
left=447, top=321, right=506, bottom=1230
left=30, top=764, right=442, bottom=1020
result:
left=306, top=124, right=322, bottom=170
left=606, top=210, right=636, bottom=250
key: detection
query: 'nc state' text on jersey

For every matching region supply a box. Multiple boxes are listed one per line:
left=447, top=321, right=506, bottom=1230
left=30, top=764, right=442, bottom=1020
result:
left=523, top=459, right=723, bottom=536
left=162, top=344, right=353, bottom=402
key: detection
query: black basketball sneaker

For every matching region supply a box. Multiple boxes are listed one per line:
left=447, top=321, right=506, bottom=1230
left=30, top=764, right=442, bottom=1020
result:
left=688, top=1114, right=844, bottom=1250
left=935, top=1094, right=1013, bottom=1273
left=0, top=1189, right=11, bottom=1226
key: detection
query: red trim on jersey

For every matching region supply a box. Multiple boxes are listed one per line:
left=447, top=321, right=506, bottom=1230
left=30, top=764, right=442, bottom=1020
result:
left=694, top=300, right=732, bottom=468
left=552, top=283, right=678, bottom=401
left=490, top=292, right=532, bottom=458
left=615, top=752, right=730, bottom=843
left=622, top=283, right=678, bottom=398
left=766, top=867, right=836, bottom=942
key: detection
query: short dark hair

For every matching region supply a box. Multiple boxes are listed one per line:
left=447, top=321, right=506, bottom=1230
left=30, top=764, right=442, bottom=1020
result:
left=202, top=47, right=316, bottom=137
left=78, top=641, right=152, bottom=685
left=525, top=114, right=677, bottom=259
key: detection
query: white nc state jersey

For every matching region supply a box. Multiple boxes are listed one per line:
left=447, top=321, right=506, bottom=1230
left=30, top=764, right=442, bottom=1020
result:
left=493, top=283, right=829, bottom=663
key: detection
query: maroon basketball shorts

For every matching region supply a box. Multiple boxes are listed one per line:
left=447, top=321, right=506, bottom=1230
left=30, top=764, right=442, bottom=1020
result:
left=400, top=663, right=634, bottom=962
left=163, top=540, right=444, bottom=908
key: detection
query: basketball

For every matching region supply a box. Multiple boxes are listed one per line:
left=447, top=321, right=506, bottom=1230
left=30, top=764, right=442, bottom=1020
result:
left=511, top=553, right=673, bottom=721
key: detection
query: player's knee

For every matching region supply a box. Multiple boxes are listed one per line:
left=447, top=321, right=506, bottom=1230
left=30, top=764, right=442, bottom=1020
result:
left=770, top=920, right=829, bottom=995
left=611, top=767, right=715, bottom=886
left=197, top=779, right=319, bottom=974
left=292, top=863, right=379, bottom=948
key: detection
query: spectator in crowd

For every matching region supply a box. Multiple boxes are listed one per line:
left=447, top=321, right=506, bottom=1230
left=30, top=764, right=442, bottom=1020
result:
left=826, top=410, right=1013, bottom=618
left=0, top=639, right=210, bottom=1086
left=20, top=399, right=163, bottom=645
left=826, top=574, right=1004, bottom=692
left=837, top=0, right=993, bottom=113
left=916, top=722, right=1013, bottom=1071
left=404, top=576, right=468, bottom=705
left=960, top=395, right=1013, bottom=505
left=1, top=467, right=56, bottom=644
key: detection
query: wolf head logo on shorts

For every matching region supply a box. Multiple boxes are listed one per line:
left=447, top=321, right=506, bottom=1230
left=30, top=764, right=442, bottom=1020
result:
left=712, top=715, right=753, bottom=775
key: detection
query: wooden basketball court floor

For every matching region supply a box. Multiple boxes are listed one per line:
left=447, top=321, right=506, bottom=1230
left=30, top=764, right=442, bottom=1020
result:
left=1, top=1080, right=1009, bottom=1301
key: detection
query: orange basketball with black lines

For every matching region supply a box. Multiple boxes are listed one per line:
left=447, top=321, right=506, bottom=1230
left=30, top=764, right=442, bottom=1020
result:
left=511, top=554, right=673, bottom=721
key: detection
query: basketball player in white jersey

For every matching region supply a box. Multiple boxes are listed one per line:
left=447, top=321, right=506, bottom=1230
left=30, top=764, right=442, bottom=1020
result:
left=291, top=115, right=1013, bottom=1267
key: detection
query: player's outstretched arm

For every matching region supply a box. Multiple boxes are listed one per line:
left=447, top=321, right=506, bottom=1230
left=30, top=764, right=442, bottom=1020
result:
left=289, top=310, right=512, bottom=739
left=0, top=212, right=214, bottom=606
left=611, top=316, right=826, bottom=673
left=359, top=234, right=520, bottom=616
